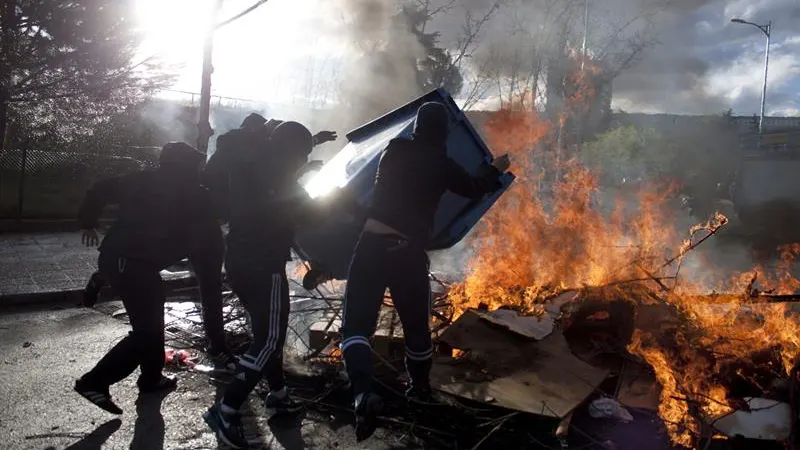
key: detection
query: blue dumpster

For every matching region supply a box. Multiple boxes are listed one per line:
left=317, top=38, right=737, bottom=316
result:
left=293, top=88, right=515, bottom=281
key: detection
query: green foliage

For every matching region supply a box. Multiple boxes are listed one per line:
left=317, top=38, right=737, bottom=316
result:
left=401, top=4, right=464, bottom=96
left=0, top=0, right=175, bottom=145
left=581, top=125, right=677, bottom=185
left=582, top=114, right=740, bottom=201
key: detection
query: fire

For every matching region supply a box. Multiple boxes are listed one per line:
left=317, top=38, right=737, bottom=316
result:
left=446, top=54, right=800, bottom=447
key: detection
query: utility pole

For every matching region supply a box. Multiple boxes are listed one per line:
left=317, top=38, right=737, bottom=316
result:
left=196, top=0, right=271, bottom=154
left=581, top=0, right=589, bottom=72
left=731, top=18, right=772, bottom=135
left=576, top=0, right=589, bottom=150
left=197, top=0, right=224, bottom=154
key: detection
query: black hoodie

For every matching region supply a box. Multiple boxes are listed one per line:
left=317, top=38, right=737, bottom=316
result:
left=367, top=102, right=502, bottom=245
left=204, top=124, right=323, bottom=261
left=368, top=137, right=502, bottom=245
left=78, top=169, right=215, bottom=268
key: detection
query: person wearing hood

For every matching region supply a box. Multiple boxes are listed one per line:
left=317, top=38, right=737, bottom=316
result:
left=340, top=102, right=511, bottom=441
left=202, top=120, right=345, bottom=449
left=205, top=113, right=337, bottom=219
left=73, top=142, right=218, bottom=414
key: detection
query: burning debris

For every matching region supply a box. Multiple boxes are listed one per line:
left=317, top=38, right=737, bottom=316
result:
left=87, top=77, right=800, bottom=448
left=432, top=94, right=800, bottom=448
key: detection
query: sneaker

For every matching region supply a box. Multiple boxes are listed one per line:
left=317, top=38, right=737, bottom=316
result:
left=264, top=389, right=303, bottom=415
left=203, top=403, right=247, bottom=449
left=211, top=352, right=237, bottom=373
left=74, top=378, right=123, bottom=415
left=138, top=374, right=178, bottom=393
left=354, top=392, right=383, bottom=442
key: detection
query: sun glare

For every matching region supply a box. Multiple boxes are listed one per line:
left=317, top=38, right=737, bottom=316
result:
left=135, top=0, right=212, bottom=64
left=134, top=0, right=349, bottom=100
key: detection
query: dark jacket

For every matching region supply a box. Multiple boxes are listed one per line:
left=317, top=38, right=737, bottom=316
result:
left=204, top=128, right=323, bottom=261
left=78, top=169, right=217, bottom=268
left=367, top=137, right=502, bottom=245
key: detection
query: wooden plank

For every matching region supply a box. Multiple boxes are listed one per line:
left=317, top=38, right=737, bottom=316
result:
left=308, top=306, right=404, bottom=356
left=616, top=362, right=660, bottom=411
left=432, top=310, right=609, bottom=418
left=472, top=309, right=555, bottom=340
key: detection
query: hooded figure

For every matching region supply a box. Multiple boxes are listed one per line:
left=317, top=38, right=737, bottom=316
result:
left=339, top=102, right=511, bottom=441
left=73, top=141, right=225, bottom=415
left=203, top=120, right=339, bottom=449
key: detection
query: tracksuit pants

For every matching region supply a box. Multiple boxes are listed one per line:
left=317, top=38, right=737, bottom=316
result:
left=219, top=243, right=290, bottom=410
left=189, top=225, right=228, bottom=356
left=83, top=240, right=228, bottom=356
left=81, top=252, right=166, bottom=388
left=341, top=232, right=433, bottom=397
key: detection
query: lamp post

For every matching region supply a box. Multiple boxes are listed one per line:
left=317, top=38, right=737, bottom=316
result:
left=731, top=18, right=772, bottom=135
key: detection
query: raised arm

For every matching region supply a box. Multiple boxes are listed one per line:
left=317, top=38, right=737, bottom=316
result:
left=442, top=157, right=503, bottom=200
left=77, top=176, right=124, bottom=230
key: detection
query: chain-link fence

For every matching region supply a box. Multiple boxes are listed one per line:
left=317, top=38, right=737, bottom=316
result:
left=0, top=146, right=159, bottom=219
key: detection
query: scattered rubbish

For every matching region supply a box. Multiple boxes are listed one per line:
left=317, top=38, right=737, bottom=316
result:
left=192, top=363, right=214, bottom=373
left=431, top=309, right=609, bottom=418
left=711, top=397, right=791, bottom=441
left=472, top=308, right=554, bottom=340
left=164, top=349, right=195, bottom=368
left=588, top=398, right=633, bottom=423
left=615, top=362, right=660, bottom=411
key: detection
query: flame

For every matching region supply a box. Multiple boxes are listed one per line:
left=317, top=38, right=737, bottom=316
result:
left=446, top=54, right=800, bottom=447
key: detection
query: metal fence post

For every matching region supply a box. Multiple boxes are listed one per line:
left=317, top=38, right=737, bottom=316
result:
left=17, top=143, right=27, bottom=220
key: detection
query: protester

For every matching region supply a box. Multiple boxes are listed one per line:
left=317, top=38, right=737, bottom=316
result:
left=340, top=102, right=511, bottom=441
left=73, top=142, right=215, bottom=414
left=202, top=120, right=342, bottom=449
left=80, top=175, right=235, bottom=373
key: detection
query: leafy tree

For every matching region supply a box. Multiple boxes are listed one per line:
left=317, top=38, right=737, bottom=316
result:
left=401, top=3, right=463, bottom=96
left=581, top=125, right=677, bottom=185
left=0, top=0, right=173, bottom=148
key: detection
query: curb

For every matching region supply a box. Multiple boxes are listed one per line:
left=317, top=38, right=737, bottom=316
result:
left=0, top=289, right=84, bottom=309
left=0, top=219, right=115, bottom=234
left=0, top=275, right=201, bottom=310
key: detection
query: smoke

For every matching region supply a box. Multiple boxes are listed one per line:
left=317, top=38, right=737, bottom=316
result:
left=333, top=0, right=428, bottom=125
left=409, top=0, right=798, bottom=115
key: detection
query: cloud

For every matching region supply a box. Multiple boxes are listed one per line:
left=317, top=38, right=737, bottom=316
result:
left=610, top=0, right=800, bottom=116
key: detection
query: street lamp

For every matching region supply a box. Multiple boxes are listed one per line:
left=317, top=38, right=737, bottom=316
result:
left=731, top=18, right=772, bottom=134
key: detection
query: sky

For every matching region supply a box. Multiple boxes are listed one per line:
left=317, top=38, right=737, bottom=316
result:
left=135, top=0, right=800, bottom=116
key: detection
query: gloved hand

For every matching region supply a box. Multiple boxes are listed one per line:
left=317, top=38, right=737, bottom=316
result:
left=312, top=130, right=338, bottom=146
left=492, top=154, right=511, bottom=173
left=81, top=229, right=100, bottom=247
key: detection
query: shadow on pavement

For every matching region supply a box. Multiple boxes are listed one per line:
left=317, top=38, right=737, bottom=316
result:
left=40, top=418, right=122, bottom=450
left=267, top=412, right=307, bottom=450
left=129, top=388, right=172, bottom=450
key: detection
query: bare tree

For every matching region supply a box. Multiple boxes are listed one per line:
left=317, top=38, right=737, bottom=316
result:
left=462, top=0, right=664, bottom=113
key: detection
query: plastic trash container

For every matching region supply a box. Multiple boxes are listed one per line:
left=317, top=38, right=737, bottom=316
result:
left=293, top=88, right=515, bottom=281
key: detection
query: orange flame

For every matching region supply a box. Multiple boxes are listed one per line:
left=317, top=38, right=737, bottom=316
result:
left=447, top=54, right=800, bottom=447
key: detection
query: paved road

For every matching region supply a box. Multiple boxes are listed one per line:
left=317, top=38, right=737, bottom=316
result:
left=0, top=232, right=97, bottom=297
left=0, top=305, right=420, bottom=450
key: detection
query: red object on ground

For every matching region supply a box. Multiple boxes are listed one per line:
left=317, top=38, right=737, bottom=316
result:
left=164, top=349, right=196, bottom=367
